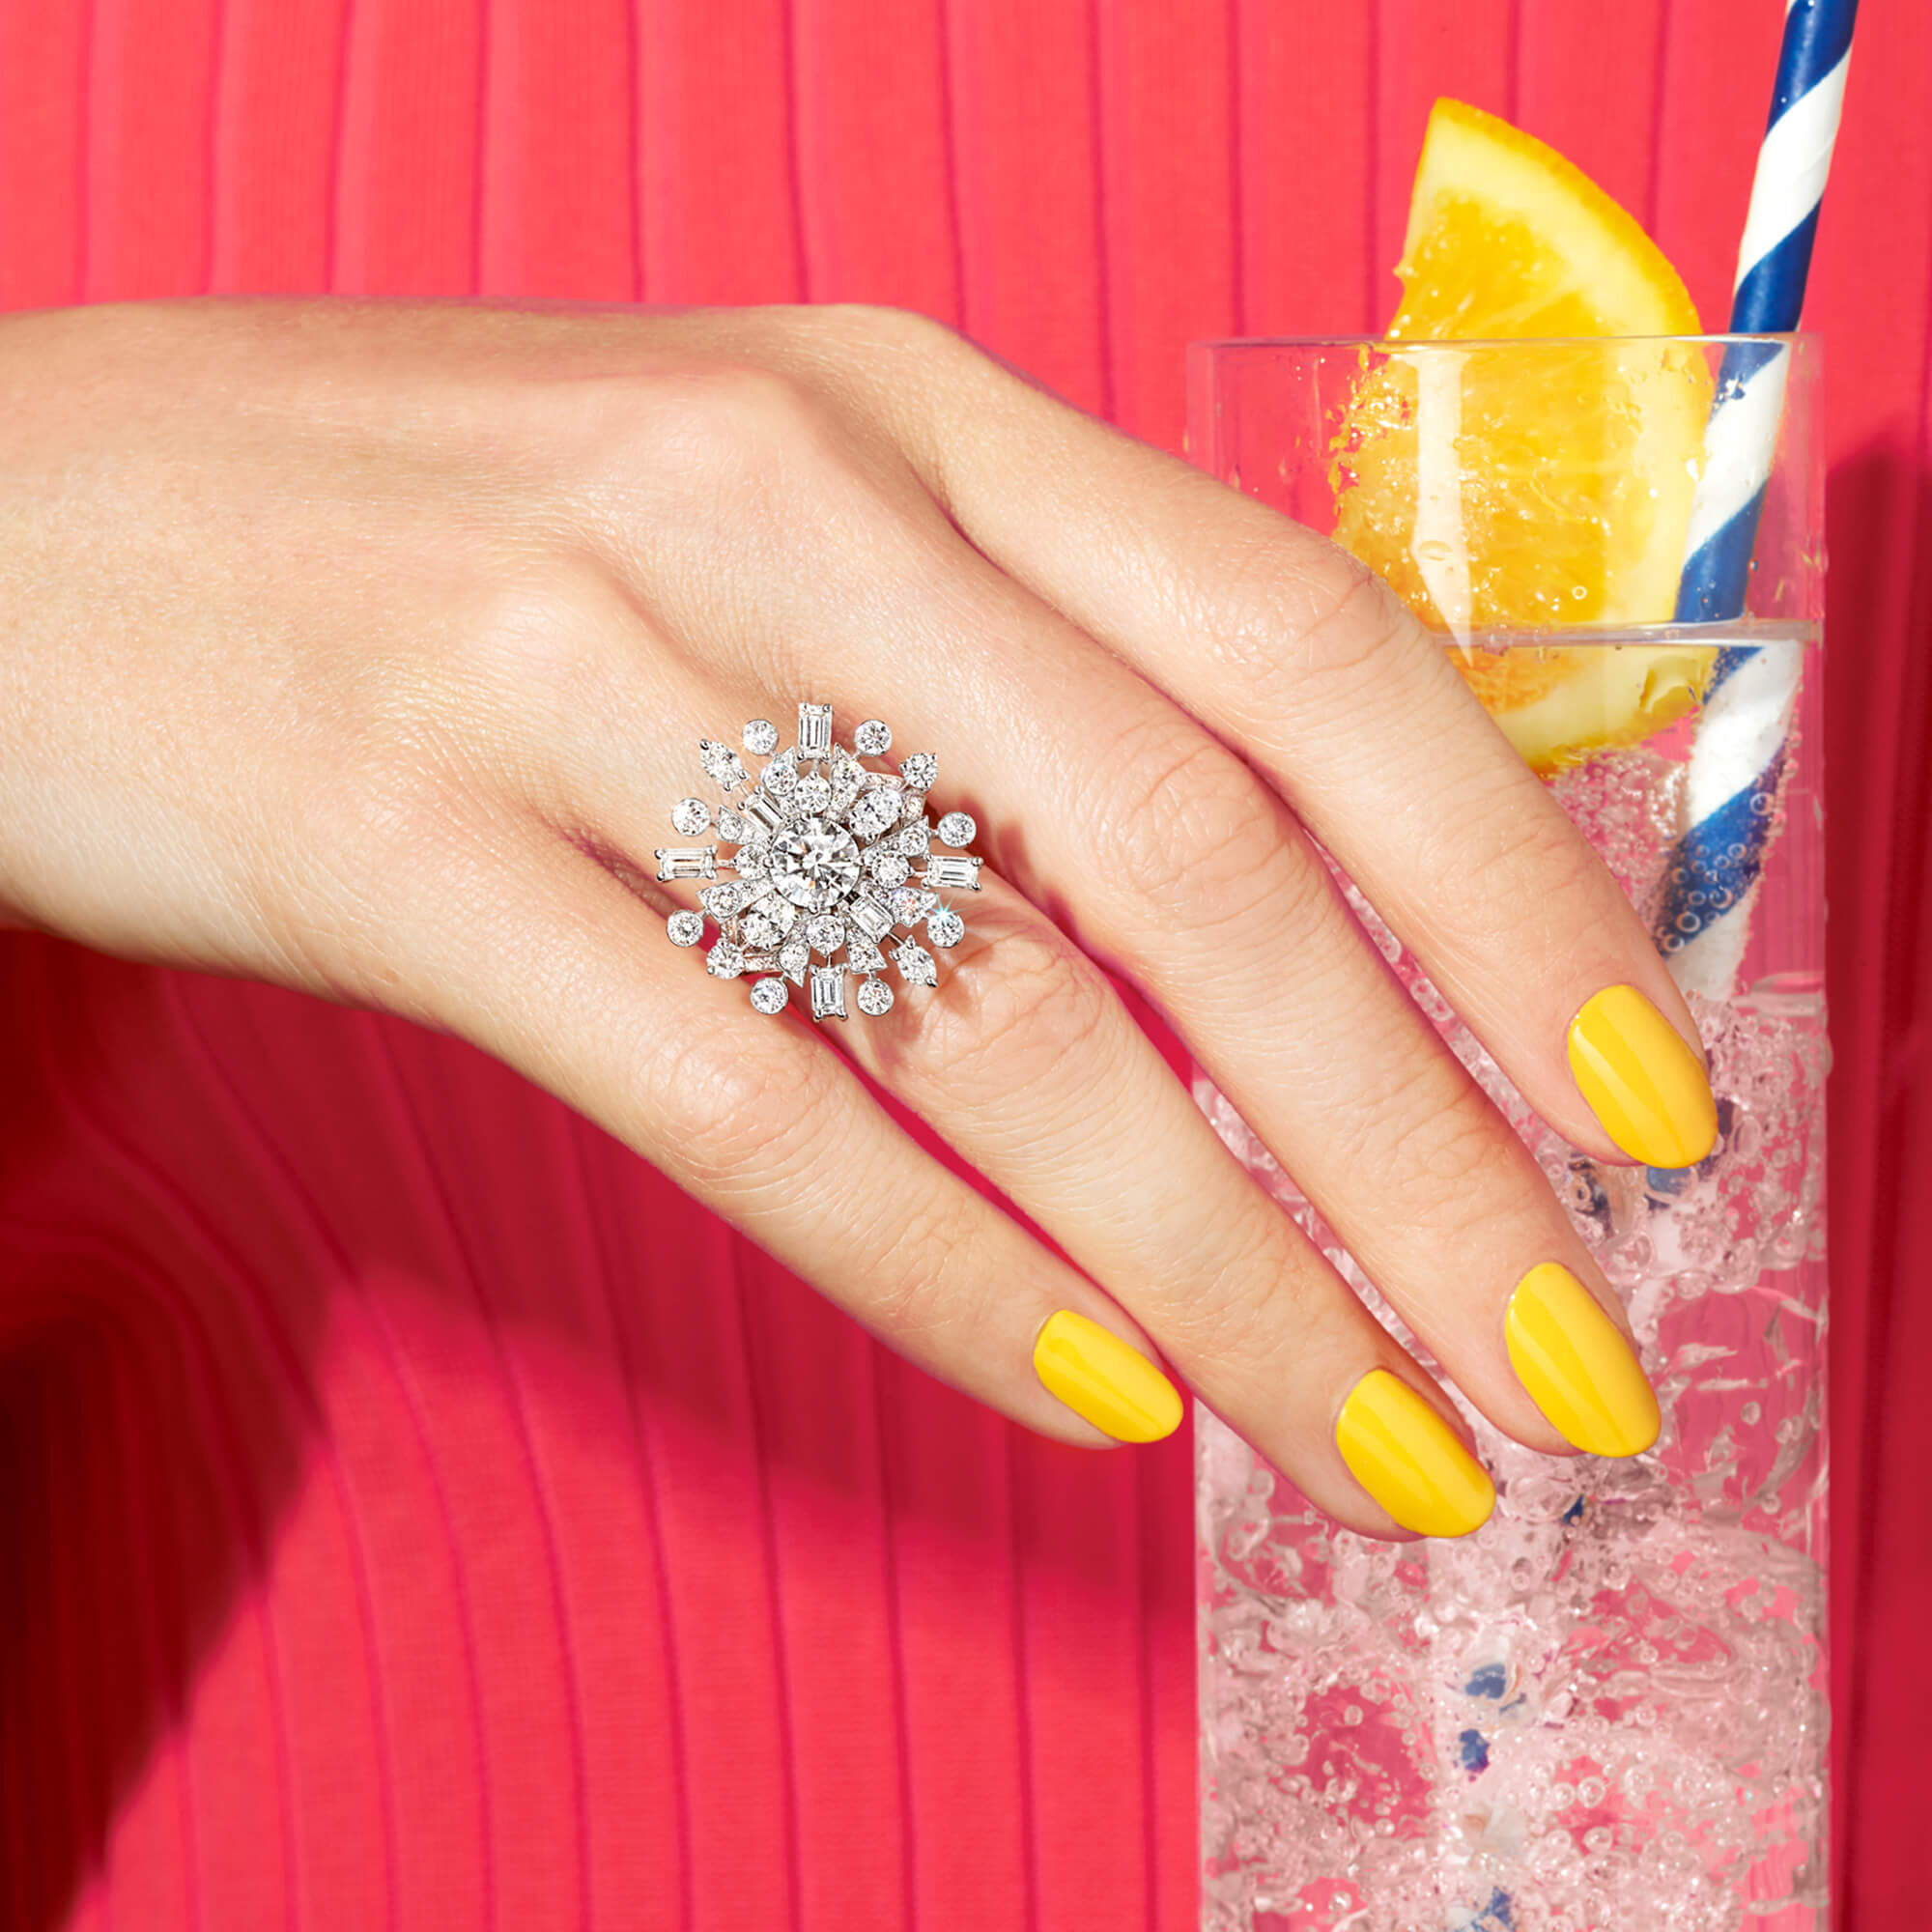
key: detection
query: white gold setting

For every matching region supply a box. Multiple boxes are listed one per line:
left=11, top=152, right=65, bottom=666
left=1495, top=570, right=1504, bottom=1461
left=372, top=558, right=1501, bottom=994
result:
left=662, top=701, right=985, bottom=1021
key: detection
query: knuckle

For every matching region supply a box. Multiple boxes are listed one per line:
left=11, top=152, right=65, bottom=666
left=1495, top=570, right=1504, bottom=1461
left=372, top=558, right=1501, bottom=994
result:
left=1348, top=1065, right=1508, bottom=1223
left=670, top=358, right=834, bottom=479
left=1287, top=554, right=1425, bottom=690
left=858, top=1188, right=985, bottom=1348
left=1086, top=718, right=1300, bottom=931
left=1215, top=542, right=1428, bottom=722
left=1429, top=785, right=1604, bottom=926
left=1160, top=1220, right=1309, bottom=1368
left=643, top=1015, right=841, bottom=1197
left=877, top=913, right=1116, bottom=1098
left=583, top=355, right=848, bottom=512
left=816, top=301, right=965, bottom=362
left=281, top=562, right=609, bottom=864
left=454, top=558, right=628, bottom=724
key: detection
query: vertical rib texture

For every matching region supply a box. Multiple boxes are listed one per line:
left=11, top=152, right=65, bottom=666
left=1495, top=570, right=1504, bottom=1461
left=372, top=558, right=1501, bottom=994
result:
left=0, top=3, right=1921, bottom=1926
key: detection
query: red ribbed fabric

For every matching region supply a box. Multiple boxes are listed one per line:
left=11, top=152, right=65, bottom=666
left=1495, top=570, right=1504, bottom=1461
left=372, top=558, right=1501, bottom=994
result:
left=0, top=4, right=1926, bottom=1927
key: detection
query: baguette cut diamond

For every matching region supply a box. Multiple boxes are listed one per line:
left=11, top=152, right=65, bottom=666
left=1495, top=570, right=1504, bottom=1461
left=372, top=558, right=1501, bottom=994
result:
left=810, top=966, right=847, bottom=1021
left=848, top=895, right=895, bottom=942
left=924, top=854, right=981, bottom=892
left=743, top=790, right=786, bottom=836
left=798, top=704, right=834, bottom=760
left=664, top=704, right=987, bottom=1018
left=656, top=846, right=717, bottom=882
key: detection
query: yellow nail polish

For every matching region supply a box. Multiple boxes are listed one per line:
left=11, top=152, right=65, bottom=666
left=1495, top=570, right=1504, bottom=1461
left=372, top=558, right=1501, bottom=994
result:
left=1505, top=1264, right=1661, bottom=1457
left=1334, top=1370, right=1494, bottom=1538
left=1567, top=984, right=1718, bottom=1169
left=1033, top=1311, right=1183, bottom=1444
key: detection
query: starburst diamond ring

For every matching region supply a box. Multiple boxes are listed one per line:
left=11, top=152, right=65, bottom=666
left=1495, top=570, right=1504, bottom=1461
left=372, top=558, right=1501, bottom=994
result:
left=655, top=703, right=984, bottom=1021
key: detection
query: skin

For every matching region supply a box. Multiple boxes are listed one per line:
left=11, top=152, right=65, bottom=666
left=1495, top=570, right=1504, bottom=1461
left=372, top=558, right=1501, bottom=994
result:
left=0, top=297, right=1708, bottom=1542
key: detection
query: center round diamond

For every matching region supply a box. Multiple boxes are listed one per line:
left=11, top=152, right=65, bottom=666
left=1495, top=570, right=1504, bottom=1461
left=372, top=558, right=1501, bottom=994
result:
left=771, top=818, right=862, bottom=911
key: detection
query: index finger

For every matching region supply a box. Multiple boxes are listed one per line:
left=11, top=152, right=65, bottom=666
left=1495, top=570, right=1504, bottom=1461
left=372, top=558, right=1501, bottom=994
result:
left=889, top=327, right=1716, bottom=1172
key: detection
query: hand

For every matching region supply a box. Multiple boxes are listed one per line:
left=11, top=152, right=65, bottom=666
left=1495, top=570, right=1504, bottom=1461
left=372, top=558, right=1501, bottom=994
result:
left=0, top=298, right=1713, bottom=1539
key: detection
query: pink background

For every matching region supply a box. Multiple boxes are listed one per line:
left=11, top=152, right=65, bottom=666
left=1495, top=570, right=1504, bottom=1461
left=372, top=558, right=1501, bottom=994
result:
left=1, top=2, right=1925, bottom=1926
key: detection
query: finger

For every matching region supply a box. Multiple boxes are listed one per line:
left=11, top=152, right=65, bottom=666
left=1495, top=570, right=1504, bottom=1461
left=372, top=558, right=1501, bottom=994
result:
left=550, top=477, right=1662, bottom=1479
left=381, top=810, right=1188, bottom=1455
left=881, top=326, right=1717, bottom=1173
left=519, top=621, right=1507, bottom=1533
left=818, top=873, right=1508, bottom=1539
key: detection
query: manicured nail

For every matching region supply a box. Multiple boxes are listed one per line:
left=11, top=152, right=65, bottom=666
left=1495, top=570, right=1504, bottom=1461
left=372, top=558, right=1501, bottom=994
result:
left=1033, top=1311, right=1183, bottom=1443
left=1567, top=983, right=1718, bottom=1169
left=1334, top=1369, right=1494, bottom=1538
left=1505, top=1263, right=1661, bottom=1457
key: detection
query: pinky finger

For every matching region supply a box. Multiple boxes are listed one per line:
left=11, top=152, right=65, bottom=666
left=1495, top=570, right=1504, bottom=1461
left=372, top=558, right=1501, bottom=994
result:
left=409, top=824, right=1184, bottom=1451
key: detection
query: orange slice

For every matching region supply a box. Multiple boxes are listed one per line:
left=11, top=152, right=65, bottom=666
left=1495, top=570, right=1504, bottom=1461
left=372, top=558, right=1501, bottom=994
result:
left=1331, top=99, right=1716, bottom=774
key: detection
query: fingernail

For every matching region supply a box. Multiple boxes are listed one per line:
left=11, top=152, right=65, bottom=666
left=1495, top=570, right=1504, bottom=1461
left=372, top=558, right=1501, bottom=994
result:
left=1505, top=1263, right=1661, bottom=1457
left=1334, top=1369, right=1495, bottom=1538
left=1567, top=984, right=1718, bottom=1169
left=1033, top=1310, right=1183, bottom=1444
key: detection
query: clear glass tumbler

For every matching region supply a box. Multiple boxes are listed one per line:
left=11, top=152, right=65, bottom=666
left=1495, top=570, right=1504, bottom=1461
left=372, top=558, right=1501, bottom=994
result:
left=1187, top=338, right=1827, bottom=1932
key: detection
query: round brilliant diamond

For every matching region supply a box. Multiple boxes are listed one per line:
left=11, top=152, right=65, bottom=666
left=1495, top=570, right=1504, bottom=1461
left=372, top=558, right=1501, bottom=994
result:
left=770, top=818, right=863, bottom=911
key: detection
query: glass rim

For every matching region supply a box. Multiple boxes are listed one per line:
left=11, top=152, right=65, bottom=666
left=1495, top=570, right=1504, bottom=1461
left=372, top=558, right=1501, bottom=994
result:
left=1189, top=330, right=1815, bottom=353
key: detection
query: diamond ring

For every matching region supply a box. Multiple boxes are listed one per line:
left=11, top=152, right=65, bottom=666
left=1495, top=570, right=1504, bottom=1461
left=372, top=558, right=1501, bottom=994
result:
left=656, top=702, right=984, bottom=1021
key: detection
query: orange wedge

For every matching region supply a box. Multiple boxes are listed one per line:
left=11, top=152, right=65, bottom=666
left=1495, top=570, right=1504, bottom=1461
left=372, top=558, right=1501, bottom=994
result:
left=1332, top=99, right=1716, bottom=775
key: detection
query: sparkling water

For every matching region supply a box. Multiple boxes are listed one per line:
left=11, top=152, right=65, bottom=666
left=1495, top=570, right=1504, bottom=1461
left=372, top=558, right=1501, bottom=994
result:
left=1196, top=631, right=1828, bottom=1932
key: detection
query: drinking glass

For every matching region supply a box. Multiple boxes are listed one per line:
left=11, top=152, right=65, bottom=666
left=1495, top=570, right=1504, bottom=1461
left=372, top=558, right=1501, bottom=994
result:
left=1187, top=337, right=1827, bottom=1932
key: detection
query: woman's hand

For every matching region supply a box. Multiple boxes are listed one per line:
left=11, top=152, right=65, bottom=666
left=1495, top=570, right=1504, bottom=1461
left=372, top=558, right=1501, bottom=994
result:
left=0, top=298, right=1712, bottom=1539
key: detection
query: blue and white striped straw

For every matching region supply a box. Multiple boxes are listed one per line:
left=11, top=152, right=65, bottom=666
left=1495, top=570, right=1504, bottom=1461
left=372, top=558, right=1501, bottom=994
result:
left=1652, top=0, right=1855, bottom=999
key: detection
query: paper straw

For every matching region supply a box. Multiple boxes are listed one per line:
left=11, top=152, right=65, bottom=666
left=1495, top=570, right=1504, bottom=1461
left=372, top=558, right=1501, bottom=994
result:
left=1652, top=0, right=1855, bottom=999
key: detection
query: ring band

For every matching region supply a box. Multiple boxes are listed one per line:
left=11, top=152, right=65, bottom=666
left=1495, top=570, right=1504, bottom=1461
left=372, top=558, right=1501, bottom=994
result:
left=658, top=702, right=983, bottom=1021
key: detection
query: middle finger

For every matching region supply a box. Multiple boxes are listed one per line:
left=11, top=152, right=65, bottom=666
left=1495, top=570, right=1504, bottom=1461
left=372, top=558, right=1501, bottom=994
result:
left=759, top=532, right=1664, bottom=1472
